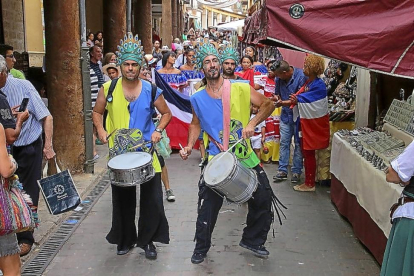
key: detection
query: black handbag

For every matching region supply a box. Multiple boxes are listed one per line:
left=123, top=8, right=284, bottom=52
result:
left=38, top=159, right=81, bottom=215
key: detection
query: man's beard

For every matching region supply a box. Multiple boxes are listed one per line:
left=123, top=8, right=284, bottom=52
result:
left=204, top=68, right=220, bottom=80
left=122, top=71, right=139, bottom=81
left=222, top=68, right=234, bottom=77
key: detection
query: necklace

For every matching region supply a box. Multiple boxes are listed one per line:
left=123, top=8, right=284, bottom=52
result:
left=208, top=78, right=224, bottom=96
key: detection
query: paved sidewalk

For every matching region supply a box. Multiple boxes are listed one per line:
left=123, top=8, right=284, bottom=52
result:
left=21, top=144, right=109, bottom=263
left=42, top=152, right=380, bottom=276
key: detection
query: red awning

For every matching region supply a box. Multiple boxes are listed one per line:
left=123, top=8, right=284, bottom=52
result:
left=243, top=1, right=414, bottom=79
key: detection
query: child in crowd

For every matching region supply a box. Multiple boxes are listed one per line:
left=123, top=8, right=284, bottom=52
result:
left=250, top=104, right=266, bottom=162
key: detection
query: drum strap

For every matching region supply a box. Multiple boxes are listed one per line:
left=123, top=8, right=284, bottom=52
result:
left=221, top=79, right=231, bottom=151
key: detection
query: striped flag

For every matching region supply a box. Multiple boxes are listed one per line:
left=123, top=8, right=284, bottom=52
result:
left=154, top=70, right=198, bottom=150
left=296, top=79, right=330, bottom=150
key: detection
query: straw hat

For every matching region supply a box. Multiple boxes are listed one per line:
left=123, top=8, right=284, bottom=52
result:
left=144, top=54, right=158, bottom=65
left=102, top=63, right=120, bottom=75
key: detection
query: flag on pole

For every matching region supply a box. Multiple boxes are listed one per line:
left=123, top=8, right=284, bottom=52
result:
left=154, top=70, right=198, bottom=150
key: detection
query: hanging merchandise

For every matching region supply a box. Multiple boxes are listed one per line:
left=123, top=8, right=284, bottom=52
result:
left=324, top=60, right=357, bottom=122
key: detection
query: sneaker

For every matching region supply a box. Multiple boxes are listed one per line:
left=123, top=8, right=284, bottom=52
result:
left=239, top=240, right=269, bottom=257
left=273, top=171, right=288, bottom=182
left=199, top=158, right=204, bottom=167
left=191, top=252, right=206, bottom=264
left=93, top=154, right=100, bottom=161
left=166, top=189, right=176, bottom=202
left=291, top=173, right=300, bottom=183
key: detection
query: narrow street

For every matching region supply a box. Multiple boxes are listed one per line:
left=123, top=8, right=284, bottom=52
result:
left=35, top=151, right=380, bottom=275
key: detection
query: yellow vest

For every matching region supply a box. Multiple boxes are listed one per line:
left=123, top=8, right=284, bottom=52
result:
left=103, top=79, right=161, bottom=172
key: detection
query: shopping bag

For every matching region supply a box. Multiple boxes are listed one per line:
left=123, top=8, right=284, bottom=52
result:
left=38, top=159, right=80, bottom=215
left=0, top=176, right=35, bottom=236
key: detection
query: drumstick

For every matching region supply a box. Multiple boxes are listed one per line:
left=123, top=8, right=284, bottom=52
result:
left=179, top=143, right=187, bottom=156
left=214, top=138, right=244, bottom=163
left=106, top=128, right=118, bottom=140
left=129, top=140, right=152, bottom=151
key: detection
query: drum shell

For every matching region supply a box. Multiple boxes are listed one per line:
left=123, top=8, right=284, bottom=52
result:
left=204, top=153, right=258, bottom=204
left=108, top=153, right=155, bottom=187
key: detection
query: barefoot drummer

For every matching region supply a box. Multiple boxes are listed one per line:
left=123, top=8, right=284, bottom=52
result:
left=93, top=32, right=171, bottom=258
left=179, top=43, right=282, bottom=264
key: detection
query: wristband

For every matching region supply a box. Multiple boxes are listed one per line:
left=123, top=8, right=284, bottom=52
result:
left=155, top=128, right=163, bottom=133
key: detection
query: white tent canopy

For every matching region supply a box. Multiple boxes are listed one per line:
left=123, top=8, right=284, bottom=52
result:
left=215, top=19, right=245, bottom=32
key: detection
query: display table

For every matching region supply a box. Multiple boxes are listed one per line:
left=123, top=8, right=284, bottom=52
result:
left=330, top=134, right=402, bottom=264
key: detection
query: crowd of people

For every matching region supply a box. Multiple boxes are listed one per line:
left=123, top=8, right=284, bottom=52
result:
left=0, top=27, right=412, bottom=275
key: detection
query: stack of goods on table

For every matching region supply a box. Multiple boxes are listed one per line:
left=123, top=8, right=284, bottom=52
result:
left=337, top=127, right=405, bottom=172
left=337, top=98, right=414, bottom=172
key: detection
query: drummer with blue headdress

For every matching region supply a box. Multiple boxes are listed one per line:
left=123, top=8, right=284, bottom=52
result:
left=92, top=32, right=171, bottom=259
left=220, top=45, right=245, bottom=81
left=179, top=42, right=286, bottom=264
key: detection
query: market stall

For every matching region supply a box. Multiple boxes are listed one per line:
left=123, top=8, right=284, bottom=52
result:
left=242, top=0, right=414, bottom=264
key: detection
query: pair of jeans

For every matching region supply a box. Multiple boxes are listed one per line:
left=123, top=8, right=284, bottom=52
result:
left=278, top=120, right=303, bottom=175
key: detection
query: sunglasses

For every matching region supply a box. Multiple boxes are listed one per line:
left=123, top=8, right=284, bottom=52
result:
left=5, top=54, right=14, bottom=59
left=269, top=60, right=281, bottom=71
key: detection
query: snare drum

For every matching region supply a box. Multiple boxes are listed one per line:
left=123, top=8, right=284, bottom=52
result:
left=203, top=152, right=258, bottom=204
left=108, top=152, right=155, bottom=187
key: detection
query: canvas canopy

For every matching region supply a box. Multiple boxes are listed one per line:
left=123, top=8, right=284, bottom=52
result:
left=243, top=0, right=414, bottom=79
left=216, top=19, right=245, bottom=32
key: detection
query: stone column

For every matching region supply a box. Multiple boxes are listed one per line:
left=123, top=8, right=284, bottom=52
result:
left=103, top=0, right=126, bottom=53
left=202, top=10, right=208, bottom=29
left=217, top=13, right=222, bottom=24
left=172, top=0, right=178, bottom=39
left=178, top=2, right=182, bottom=37
left=134, top=0, right=152, bottom=53
left=43, top=0, right=84, bottom=171
left=208, top=10, right=214, bottom=27
left=162, top=0, right=173, bottom=47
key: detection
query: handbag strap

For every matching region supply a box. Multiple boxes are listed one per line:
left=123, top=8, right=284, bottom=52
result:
left=43, top=158, right=61, bottom=178
left=221, top=79, right=231, bottom=151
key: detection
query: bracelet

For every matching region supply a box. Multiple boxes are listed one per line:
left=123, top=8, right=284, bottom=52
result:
left=11, top=158, right=18, bottom=174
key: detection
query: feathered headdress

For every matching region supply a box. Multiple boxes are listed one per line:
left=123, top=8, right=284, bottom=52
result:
left=219, top=45, right=240, bottom=66
left=194, top=43, right=220, bottom=70
left=116, top=32, right=144, bottom=66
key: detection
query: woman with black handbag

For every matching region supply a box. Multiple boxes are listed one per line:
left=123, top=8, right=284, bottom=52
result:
left=0, top=123, right=21, bottom=276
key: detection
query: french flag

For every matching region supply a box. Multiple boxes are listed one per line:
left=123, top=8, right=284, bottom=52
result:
left=154, top=70, right=198, bottom=150
left=296, top=79, right=330, bottom=150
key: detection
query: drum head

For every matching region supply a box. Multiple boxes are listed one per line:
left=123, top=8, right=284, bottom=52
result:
left=108, top=152, right=152, bottom=170
left=204, top=152, right=236, bottom=185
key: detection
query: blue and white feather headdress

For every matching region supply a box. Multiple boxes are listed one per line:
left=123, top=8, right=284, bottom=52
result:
left=116, top=32, right=143, bottom=66
left=219, top=44, right=240, bottom=66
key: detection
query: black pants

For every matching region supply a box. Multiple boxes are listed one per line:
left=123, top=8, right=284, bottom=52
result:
left=12, top=136, right=43, bottom=245
left=106, top=173, right=170, bottom=249
left=194, top=165, right=273, bottom=254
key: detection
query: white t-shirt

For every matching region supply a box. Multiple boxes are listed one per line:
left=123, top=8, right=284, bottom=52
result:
left=391, top=141, right=414, bottom=220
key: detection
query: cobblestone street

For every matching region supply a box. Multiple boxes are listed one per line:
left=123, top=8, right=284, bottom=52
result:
left=41, top=152, right=380, bottom=276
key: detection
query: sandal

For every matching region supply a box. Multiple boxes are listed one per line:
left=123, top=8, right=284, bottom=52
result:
left=19, top=243, right=33, bottom=257
left=293, top=183, right=315, bottom=192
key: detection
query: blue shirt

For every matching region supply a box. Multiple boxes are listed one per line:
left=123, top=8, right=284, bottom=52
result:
left=128, top=80, right=162, bottom=142
left=2, top=76, right=51, bottom=146
left=190, top=89, right=223, bottom=157
left=274, top=67, right=307, bottom=124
